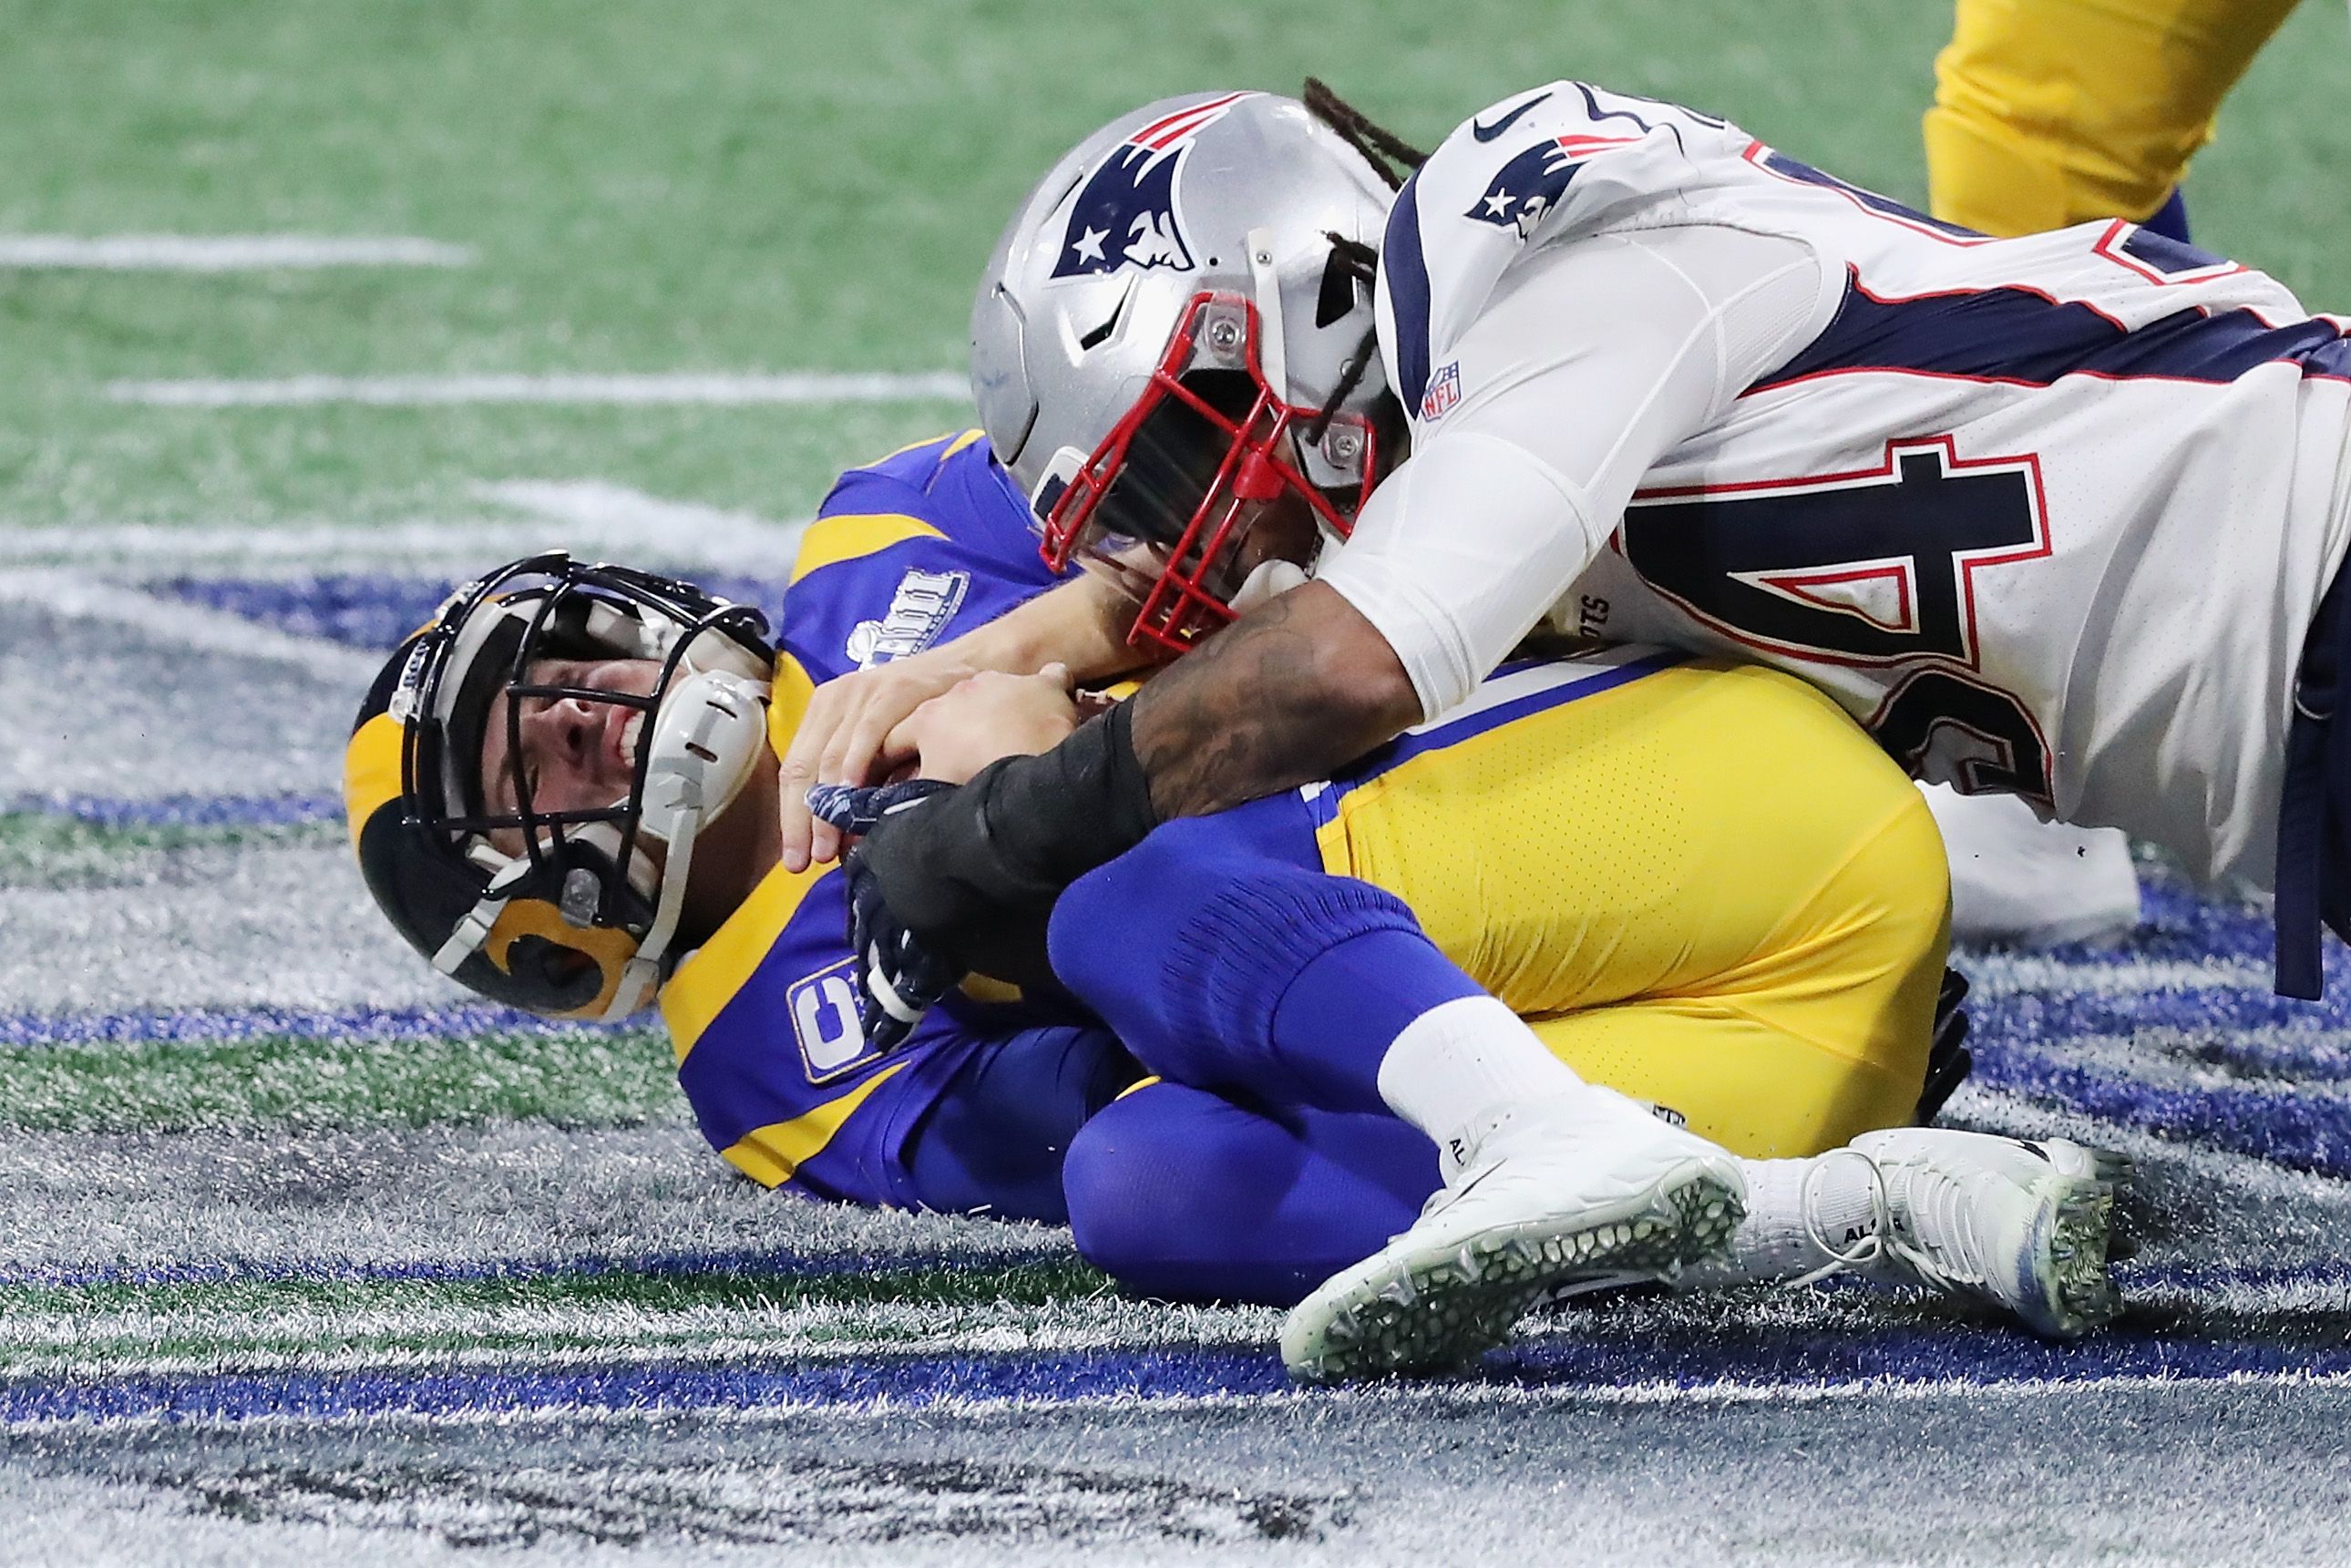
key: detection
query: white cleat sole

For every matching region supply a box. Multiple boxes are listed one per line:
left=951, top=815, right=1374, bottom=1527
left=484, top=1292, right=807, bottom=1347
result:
left=1279, top=1163, right=1744, bottom=1385
left=2015, top=1142, right=2131, bottom=1338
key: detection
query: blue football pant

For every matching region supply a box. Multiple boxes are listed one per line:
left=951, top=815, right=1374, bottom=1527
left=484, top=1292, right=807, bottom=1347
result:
left=1063, top=1079, right=1436, bottom=1307
left=899, top=1019, right=1436, bottom=1305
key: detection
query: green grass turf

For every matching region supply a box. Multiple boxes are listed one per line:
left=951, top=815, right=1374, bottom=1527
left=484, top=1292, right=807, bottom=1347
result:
left=0, top=812, right=337, bottom=887
left=0, top=1260, right=1121, bottom=1371
left=0, top=1024, right=680, bottom=1132
left=0, top=1258, right=1108, bottom=1321
left=2, top=0, right=2345, bottom=532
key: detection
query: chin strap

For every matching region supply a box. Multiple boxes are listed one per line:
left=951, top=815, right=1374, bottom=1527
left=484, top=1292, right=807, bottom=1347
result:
left=432, top=858, right=534, bottom=976
left=431, top=899, right=502, bottom=975
left=605, top=753, right=702, bottom=1020
left=601, top=670, right=766, bottom=1020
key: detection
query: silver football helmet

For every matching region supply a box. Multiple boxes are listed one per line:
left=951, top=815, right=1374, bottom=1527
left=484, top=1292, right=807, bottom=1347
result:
left=971, top=90, right=1398, bottom=651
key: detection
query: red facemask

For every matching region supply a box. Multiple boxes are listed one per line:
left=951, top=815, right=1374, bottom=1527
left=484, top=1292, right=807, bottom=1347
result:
left=1036, top=291, right=1380, bottom=655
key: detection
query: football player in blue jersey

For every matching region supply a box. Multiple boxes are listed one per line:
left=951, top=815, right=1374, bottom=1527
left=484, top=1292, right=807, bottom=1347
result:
left=346, top=429, right=2126, bottom=1381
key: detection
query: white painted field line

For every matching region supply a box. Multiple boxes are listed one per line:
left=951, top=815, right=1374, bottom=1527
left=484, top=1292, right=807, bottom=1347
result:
left=107, top=370, right=967, bottom=407
left=476, top=479, right=809, bottom=573
left=27, top=1266, right=2351, bottom=1382
left=0, top=1319, right=1275, bottom=1383
left=0, top=489, right=809, bottom=576
left=1966, top=952, right=2274, bottom=996
left=0, top=234, right=473, bottom=270
left=18, top=1366, right=2351, bottom=1437
left=0, top=1295, right=1268, bottom=1368
left=0, top=569, right=382, bottom=685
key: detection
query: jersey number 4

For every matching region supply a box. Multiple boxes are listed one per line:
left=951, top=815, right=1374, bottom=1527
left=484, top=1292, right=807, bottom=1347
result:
left=1618, top=436, right=2057, bottom=804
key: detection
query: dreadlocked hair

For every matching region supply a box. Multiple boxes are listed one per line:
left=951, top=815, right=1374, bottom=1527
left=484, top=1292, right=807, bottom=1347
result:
left=1324, top=234, right=1380, bottom=283
left=1301, top=77, right=1426, bottom=191
left=1302, top=232, right=1382, bottom=444
left=1299, top=81, right=1422, bottom=446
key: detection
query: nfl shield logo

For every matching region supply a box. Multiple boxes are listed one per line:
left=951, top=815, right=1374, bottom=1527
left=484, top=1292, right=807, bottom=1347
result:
left=1420, top=362, right=1461, bottom=422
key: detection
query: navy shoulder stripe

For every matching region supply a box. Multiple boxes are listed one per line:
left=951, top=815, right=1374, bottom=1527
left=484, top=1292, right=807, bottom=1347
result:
left=1756, top=272, right=2351, bottom=393
left=1381, top=176, right=1433, bottom=414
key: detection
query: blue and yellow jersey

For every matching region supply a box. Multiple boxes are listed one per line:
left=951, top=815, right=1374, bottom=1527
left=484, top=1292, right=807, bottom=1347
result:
left=777, top=427, right=1066, bottom=691
left=662, top=430, right=1086, bottom=1204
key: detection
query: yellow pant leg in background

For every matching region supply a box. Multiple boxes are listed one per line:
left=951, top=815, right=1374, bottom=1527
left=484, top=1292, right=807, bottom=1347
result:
left=1321, top=659, right=1952, bottom=1159
left=1925, top=0, right=2299, bottom=234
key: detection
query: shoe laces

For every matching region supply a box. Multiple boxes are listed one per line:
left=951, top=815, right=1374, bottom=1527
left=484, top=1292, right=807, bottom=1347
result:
left=1788, top=1146, right=1891, bottom=1288
left=1795, top=1143, right=2002, bottom=1294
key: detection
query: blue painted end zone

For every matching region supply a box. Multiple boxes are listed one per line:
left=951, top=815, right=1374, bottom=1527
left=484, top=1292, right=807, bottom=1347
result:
left=0, top=1001, right=627, bottom=1050
left=2, top=794, right=341, bottom=829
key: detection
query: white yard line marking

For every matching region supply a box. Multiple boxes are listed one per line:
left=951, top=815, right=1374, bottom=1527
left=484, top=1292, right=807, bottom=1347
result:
left=475, top=479, right=808, bottom=573
left=0, top=569, right=383, bottom=684
left=1966, top=953, right=2274, bottom=996
left=13, top=1367, right=2349, bottom=1435
left=0, top=1322, right=1277, bottom=1382
left=1439, top=1367, right=2351, bottom=1410
left=0, top=492, right=809, bottom=575
left=17, top=1267, right=2350, bottom=1382
left=107, top=370, right=967, bottom=406
left=0, top=235, right=473, bottom=270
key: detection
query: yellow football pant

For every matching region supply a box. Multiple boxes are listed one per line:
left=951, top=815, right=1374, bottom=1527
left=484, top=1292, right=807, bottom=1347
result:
left=1925, top=0, right=2299, bottom=234
left=1523, top=802, right=1948, bottom=1160
left=1324, top=661, right=1952, bottom=1161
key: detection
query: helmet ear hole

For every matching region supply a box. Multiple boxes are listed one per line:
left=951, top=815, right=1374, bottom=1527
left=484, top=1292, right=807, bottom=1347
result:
left=1315, top=245, right=1363, bottom=328
left=504, top=934, right=604, bottom=1011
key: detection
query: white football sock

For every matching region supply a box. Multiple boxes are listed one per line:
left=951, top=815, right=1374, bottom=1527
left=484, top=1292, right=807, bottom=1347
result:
left=1374, top=994, right=1601, bottom=1166
left=1677, top=1151, right=1883, bottom=1287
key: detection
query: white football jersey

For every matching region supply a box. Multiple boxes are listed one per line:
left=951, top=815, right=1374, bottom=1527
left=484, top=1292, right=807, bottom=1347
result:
left=1324, top=81, right=2351, bottom=890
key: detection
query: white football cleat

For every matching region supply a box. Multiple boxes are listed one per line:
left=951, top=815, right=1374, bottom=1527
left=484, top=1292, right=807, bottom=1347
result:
left=1279, top=1091, right=1746, bottom=1384
left=1845, top=1127, right=2130, bottom=1337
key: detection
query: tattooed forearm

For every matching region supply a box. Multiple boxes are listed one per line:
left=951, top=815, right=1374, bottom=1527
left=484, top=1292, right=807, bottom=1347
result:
left=1128, top=580, right=1422, bottom=819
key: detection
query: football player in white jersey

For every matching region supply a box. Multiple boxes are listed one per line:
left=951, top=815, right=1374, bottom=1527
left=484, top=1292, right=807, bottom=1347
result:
left=782, top=83, right=2351, bottom=1363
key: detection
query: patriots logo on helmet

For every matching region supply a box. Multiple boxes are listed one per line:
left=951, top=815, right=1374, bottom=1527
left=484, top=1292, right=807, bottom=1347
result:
left=1463, top=133, right=1642, bottom=240
left=1052, top=92, right=1251, bottom=281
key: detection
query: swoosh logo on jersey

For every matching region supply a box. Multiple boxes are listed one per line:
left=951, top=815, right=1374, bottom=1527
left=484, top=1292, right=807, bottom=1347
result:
left=1471, top=92, right=1551, bottom=142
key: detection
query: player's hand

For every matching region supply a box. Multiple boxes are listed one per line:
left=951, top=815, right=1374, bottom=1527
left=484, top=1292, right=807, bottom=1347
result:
left=806, top=777, right=968, bottom=1049
left=778, top=651, right=980, bottom=873
left=888, top=664, right=1081, bottom=784
left=841, top=840, right=967, bottom=1050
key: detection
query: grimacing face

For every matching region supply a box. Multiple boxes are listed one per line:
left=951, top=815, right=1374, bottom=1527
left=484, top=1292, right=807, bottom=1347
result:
left=476, top=655, right=664, bottom=853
